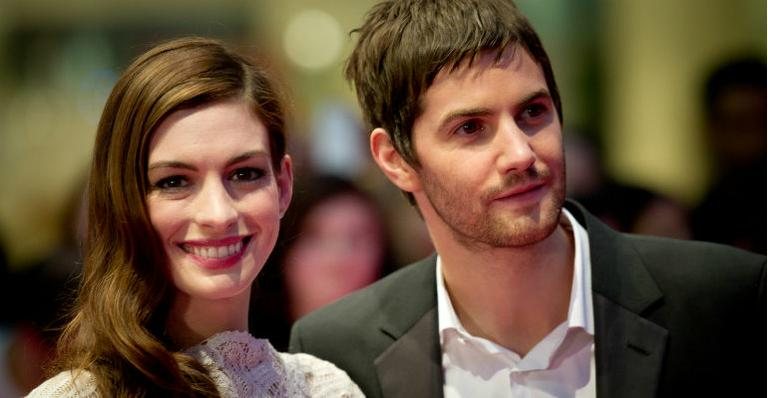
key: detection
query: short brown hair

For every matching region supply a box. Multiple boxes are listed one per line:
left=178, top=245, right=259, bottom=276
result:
left=345, top=0, right=562, bottom=167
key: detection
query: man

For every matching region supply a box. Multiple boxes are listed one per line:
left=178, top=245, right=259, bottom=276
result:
left=289, top=1, right=766, bottom=397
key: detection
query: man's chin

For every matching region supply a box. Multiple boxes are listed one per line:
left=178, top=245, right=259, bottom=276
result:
left=488, top=204, right=562, bottom=247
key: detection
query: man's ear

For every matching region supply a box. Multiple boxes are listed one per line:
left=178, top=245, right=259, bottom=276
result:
left=370, top=128, right=420, bottom=193
left=276, top=155, right=293, bottom=218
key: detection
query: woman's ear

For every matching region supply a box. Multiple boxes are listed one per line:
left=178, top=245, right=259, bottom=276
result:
left=276, top=155, right=293, bottom=218
left=370, top=128, right=421, bottom=193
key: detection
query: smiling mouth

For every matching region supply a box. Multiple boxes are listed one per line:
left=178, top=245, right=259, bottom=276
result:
left=179, top=236, right=252, bottom=259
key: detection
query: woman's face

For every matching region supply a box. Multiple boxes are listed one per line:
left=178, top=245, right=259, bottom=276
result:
left=284, top=194, right=384, bottom=318
left=146, top=99, right=292, bottom=301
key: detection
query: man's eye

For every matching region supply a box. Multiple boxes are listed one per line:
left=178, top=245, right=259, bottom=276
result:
left=230, top=167, right=265, bottom=182
left=154, top=176, right=188, bottom=190
left=522, top=103, right=548, bottom=120
left=455, top=120, right=484, bottom=136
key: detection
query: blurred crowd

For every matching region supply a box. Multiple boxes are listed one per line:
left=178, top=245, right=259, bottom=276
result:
left=566, top=57, right=765, bottom=253
left=0, top=54, right=764, bottom=395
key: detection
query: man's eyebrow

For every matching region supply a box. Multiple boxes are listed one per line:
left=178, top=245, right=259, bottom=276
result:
left=437, top=107, right=493, bottom=132
left=435, top=89, right=552, bottom=131
left=520, top=89, right=551, bottom=105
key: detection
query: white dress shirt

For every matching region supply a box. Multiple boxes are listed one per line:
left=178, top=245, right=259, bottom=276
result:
left=437, top=209, right=596, bottom=398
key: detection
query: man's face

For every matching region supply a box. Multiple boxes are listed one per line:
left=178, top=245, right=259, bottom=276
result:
left=409, top=46, right=565, bottom=249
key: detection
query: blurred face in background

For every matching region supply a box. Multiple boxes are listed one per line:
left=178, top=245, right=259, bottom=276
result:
left=283, top=193, right=384, bottom=319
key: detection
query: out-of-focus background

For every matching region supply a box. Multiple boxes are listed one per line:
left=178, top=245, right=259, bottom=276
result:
left=0, top=1, right=764, bottom=394
left=0, top=0, right=765, bottom=268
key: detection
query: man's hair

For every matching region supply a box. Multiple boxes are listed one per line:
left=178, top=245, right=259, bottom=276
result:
left=345, top=0, right=562, bottom=170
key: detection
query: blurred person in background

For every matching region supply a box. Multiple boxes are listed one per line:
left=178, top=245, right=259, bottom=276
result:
left=691, top=57, right=766, bottom=254
left=251, top=173, right=397, bottom=351
left=0, top=176, right=85, bottom=396
left=0, top=237, right=8, bottom=322
left=0, top=261, right=76, bottom=396
left=28, top=37, right=361, bottom=397
left=564, top=132, right=691, bottom=239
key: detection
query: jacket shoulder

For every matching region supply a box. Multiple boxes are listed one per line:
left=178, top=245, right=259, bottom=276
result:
left=620, top=234, right=765, bottom=324
left=292, top=255, right=436, bottom=333
left=288, top=256, right=437, bottom=398
left=625, top=234, right=765, bottom=284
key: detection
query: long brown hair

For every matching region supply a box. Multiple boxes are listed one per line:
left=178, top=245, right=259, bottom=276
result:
left=54, top=37, right=287, bottom=397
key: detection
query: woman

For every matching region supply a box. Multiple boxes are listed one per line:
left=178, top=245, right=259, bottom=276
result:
left=250, top=174, right=397, bottom=350
left=28, top=37, right=362, bottom=397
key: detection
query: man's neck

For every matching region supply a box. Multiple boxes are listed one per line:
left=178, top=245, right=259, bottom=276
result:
left=438, top=220, right=575, bottom=356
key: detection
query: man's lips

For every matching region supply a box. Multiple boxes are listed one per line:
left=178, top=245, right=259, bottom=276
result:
left=491, top=180, right=547, bottom=201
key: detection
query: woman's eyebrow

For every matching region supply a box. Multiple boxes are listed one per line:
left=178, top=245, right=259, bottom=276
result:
left=147, top=150, right=270, bottom=171
left=147, top=161, right=196, bottom=171
left=226, top=150, right=270, bottom=167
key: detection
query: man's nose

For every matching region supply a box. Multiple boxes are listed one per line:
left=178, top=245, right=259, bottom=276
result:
left=496, top=118, right=536, bottom=173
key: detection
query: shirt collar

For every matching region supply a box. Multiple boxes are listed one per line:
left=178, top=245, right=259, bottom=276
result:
left=436, top=207, right=595, bottom=346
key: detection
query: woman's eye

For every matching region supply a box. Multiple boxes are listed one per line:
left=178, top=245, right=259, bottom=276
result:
left=454, top=119, right=484, bottom=136
left=154, top=175, right=188, bottom=190
left=230, top=167, right=265, bottom=182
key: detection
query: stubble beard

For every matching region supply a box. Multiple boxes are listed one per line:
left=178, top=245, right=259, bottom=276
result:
left=421, top=164, right=566, bottom=251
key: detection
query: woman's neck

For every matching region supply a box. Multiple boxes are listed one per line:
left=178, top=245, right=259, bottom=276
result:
left=165, top=288, right=251, bottom=349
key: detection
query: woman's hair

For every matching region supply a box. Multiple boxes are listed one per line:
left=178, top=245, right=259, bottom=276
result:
left=53, top=37, right=287, bottom=397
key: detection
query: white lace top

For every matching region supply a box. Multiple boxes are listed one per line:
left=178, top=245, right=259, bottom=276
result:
left=26, top=331, right=363, bottom=397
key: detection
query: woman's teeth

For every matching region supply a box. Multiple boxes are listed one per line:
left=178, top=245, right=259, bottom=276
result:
left=184, top=241, right=243, bottom=258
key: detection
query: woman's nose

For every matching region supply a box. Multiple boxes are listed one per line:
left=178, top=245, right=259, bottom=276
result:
left=193, top=179, right=238, bottom=231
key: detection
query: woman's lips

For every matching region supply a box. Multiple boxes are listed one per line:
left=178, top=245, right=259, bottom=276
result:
left=178, top=235, right=252, bottom=269
left=182, top=240, right=243, bottom=259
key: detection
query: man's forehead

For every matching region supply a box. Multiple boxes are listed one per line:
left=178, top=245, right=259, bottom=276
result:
left=411, top=44, right=548, bottom=129
left=432, top=45, right=529, bottom=85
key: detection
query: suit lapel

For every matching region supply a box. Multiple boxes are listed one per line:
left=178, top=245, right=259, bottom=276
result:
left=566, top=201, right=668, bottom=398
left=372, top=256, right=443, bottom=398
left=373, top=203, right=669, bottom=398
left=593, top=294, right=667, bottom=397
left=375, top=307, right=443, bottom=398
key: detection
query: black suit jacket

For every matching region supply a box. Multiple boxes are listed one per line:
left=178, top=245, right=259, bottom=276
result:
left=290, top=201, right=766, bottom=397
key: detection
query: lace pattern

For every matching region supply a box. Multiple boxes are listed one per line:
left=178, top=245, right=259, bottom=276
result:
left=27, top=331, right=363, bottom=397
left=186, top=330, right=291, bottom=397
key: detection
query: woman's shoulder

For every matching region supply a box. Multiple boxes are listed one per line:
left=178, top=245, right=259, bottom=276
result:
left=26, top=370, right=98, bottom=398
left=279, top=352, right=364, bottom=397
